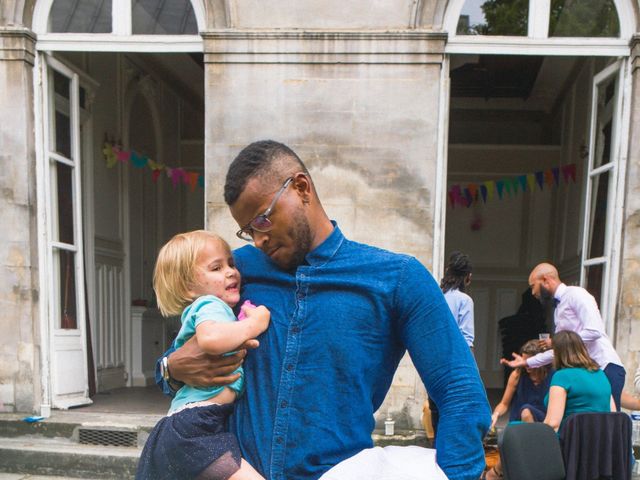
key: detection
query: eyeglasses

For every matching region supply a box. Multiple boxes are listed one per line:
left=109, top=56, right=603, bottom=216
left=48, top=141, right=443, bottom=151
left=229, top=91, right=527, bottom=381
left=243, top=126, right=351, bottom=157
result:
left=236, top=176, right=295, bottom=242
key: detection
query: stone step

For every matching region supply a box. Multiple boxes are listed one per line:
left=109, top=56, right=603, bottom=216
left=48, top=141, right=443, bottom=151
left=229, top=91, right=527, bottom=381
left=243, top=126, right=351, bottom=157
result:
left=0, top=412, right=160, bottom=443
left=0, top=437, right=140, bottom=479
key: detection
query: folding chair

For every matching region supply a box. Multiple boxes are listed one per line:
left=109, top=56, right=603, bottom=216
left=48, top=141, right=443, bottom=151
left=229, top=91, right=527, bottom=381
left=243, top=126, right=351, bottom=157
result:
left=499, top=422, right=565, bottom=480
left=559, top=412, right=632, bottom=480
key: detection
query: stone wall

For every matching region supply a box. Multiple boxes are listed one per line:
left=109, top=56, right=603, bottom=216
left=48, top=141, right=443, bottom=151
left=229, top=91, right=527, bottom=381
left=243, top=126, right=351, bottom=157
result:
left=617, top=34, right=640, bottom=388
left=203, top=30, right=447, bottom=428
left=0, top=27, right=40, bottom=413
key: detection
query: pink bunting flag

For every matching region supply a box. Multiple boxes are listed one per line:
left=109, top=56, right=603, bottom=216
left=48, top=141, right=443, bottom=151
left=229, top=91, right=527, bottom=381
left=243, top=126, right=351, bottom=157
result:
left=562, top=164, right=577, bottom=183
left=115, top=147, right=130, bottom=163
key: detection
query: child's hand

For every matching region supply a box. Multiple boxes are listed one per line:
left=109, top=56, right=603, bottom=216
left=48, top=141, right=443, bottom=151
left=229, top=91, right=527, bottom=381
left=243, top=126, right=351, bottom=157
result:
left=241, top=304, right=271, bottom=336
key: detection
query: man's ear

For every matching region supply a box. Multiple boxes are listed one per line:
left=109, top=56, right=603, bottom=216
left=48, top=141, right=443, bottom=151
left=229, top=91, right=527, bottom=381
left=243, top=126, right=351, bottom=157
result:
left=292, top=173, right=312, bottom=204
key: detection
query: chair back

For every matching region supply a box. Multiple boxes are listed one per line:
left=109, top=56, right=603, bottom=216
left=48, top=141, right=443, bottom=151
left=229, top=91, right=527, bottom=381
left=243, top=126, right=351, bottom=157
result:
left=559, top=412, right=632, bottom=480
left=499, top=422, right=565, bottom=480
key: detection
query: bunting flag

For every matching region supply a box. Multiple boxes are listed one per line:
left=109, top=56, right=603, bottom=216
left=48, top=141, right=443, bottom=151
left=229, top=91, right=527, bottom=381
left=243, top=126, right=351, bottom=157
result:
left=448, top=163, right=577, bottom=208
left=102, top=142, right=204, bottom=191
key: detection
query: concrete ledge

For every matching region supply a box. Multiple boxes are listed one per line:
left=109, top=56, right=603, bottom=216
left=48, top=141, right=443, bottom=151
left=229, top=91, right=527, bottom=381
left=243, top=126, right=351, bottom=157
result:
left=0, top=27, right=36, bottom=65
left=203, top=29, right=447, bottom=64
left=0, top=438, right=139, bottom=479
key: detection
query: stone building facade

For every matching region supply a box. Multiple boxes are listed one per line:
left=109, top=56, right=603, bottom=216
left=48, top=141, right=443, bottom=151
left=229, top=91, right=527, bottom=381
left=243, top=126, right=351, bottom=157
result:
left=1, top=0, right=639, bottom=434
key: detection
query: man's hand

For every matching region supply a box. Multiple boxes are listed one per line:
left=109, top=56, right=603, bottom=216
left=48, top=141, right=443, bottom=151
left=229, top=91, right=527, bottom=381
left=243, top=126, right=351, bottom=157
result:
left=500, top=352, right=527, bottom=369
left=167, top=336, right=258, bottom=388
left=538, top=338, right=552, bottom=350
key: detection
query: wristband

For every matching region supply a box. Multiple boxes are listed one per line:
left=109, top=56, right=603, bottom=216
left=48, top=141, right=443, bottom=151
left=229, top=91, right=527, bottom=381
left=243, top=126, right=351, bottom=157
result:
left=161, top=356, right=171, bottom=382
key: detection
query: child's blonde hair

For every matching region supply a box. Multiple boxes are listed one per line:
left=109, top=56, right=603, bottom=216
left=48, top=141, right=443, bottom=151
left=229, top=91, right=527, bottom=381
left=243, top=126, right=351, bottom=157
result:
left=153, top=230, right=231, bottom=317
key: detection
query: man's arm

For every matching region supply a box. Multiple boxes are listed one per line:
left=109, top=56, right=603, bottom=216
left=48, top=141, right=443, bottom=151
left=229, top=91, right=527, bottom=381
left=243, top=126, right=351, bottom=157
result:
left=395, top=258, right=491, bottom=480
left=167, top=336, right=258, bottom=387
left=570, top=290, right=605, bottom=343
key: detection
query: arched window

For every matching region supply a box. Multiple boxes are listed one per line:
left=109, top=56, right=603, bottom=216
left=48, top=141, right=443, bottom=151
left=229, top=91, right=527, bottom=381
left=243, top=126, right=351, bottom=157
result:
left=456, top=0, right=620, bottom=38
left=33, top=0, right=206, bottom=51
left=47, top=0, right=197, bottom=34
left=444, top=0, right=634, bottom=56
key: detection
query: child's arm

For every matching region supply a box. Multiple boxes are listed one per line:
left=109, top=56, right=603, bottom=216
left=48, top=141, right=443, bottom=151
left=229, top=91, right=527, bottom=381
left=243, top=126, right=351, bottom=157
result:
left=195, top=304, right=270, bottom=355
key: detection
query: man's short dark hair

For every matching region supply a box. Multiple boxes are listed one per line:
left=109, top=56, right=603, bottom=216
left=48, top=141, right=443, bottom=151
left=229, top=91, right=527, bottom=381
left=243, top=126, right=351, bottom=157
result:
left=224, top=140, right=308, bottom=206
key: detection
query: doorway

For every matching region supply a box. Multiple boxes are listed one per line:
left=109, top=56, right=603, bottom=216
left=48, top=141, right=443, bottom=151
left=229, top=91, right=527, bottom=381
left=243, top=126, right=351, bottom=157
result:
left=444, top=54, right=622, bottom=388
left=41, top=51, right=205, bottom=409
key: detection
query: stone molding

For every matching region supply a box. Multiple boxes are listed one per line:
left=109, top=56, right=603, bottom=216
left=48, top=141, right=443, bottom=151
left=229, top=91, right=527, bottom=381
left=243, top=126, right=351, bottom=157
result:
left=0, top=27, right=36, bottom=65
left=632, top=34, right=640, bottom=73
left=202, top=30, right=447, bottom=64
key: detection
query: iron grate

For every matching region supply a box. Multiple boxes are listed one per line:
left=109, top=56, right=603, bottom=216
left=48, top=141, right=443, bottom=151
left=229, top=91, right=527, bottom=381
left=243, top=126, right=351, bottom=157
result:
left=78, top=427, right=138, bottom=447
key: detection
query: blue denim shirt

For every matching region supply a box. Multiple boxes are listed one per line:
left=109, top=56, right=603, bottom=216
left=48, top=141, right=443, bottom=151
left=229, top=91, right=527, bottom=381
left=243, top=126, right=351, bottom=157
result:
left=158, top=223, right=490, bottom=480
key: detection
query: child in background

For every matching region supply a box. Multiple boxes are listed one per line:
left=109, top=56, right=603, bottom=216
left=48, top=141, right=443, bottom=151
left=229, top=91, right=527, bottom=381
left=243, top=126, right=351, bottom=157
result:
left=137, top=230, right=270, bottom=480
left=490, top=339, right=552, bottom=429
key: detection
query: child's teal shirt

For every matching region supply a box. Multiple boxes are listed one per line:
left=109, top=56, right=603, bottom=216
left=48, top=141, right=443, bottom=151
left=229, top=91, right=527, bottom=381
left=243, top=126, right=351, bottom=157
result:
left=169, top=295, right=244, bottom=414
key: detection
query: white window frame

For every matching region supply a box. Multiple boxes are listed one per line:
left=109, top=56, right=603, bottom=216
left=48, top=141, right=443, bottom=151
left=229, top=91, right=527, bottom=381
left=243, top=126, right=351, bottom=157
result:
left=443, top=0, right=634, bottom=56
left=32, top=0, right=206, bottom=52
left=580, top=60, right=626, bottom=335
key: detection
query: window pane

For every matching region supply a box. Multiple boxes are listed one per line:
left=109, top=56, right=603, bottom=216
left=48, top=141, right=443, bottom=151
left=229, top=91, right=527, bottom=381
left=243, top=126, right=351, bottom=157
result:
left=54, top=111, right=72, bottom=159
left=57, top=250, right=78, bottom=329
left=457, top=0, right=528, bottom=36
left=549, top=0, right=619, bottom=37
left=587, top=171, right=609, bottom=259
left=584, top=263, right=604, bottom=310
left=132, top=0, right=198, bottom=34
left=593, top=75, right=617, bottom=170
left=49, top=0, right=112, bottom=33
left=56, top=162, right=75, bottom=245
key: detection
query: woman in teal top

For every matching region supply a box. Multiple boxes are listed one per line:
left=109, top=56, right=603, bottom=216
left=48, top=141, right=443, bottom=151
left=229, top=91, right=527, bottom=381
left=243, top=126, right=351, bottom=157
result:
left=544, top=330, right=614, bottom=432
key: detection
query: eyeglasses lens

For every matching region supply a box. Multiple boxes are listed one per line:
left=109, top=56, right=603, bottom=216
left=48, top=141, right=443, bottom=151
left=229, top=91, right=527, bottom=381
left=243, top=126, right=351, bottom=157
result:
left=250, top=215, right=272, bottom=232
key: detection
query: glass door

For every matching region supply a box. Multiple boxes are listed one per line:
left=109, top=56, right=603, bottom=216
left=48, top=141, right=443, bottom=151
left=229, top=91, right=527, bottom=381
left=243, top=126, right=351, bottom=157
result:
left=42, top=54, right=91, bottom=408
left=580, top=60, right=623, bottom=333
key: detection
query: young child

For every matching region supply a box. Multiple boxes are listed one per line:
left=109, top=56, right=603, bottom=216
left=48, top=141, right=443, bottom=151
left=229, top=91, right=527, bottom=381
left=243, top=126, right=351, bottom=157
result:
left=136, top=230, right=270, bottom=480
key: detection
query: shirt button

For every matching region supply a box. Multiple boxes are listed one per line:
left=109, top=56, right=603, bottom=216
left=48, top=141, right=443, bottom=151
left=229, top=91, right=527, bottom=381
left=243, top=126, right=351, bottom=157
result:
left=297, top=292, right=303, bottom=300
left=280, top=400, right=288, bottom=408
left=276, top=437, right=283, bottom=444
left=291, top=326, right=300, bottom=334
left=286, top=364, right=294, bottom=371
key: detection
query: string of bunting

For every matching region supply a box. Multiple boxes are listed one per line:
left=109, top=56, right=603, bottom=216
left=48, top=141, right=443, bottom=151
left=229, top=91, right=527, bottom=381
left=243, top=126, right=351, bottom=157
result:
left=449, top=163, right=577, bottom=208
left=102, top=142, right=204, bottom=191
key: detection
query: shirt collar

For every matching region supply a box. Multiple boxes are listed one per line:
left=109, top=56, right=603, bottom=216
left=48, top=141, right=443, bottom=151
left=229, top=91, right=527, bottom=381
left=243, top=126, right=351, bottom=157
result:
left=305, top=220, right=344, bottom=266
left=554, top=283, right=567, bottom=301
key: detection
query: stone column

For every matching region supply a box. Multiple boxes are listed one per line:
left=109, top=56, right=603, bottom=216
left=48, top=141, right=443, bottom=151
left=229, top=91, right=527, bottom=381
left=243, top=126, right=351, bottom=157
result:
left=202, top=29, right=447, bottom=428
left=0, top=27, right=41, bottom=413
left=616, top=34, right=640, bottom=387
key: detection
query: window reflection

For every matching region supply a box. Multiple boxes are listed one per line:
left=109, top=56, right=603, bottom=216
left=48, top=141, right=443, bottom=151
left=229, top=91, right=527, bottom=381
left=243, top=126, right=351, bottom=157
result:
left=132, top=0, right=198, bottom=34
left=549, top=0, right=620, bottom=37
left=457, top=0, right=529, bottom=36
left=49, top=0, right=112, bottom=33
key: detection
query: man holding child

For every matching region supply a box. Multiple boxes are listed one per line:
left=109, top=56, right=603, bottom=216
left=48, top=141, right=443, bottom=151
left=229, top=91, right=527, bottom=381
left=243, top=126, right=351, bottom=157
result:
left=159, top=140, right=491, bottom=480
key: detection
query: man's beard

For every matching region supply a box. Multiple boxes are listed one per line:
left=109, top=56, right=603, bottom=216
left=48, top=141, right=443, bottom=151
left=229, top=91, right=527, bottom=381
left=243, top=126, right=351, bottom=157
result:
left=539, top=286, right=554, bottom=308
left=277, top=206, right=312, bottom=271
